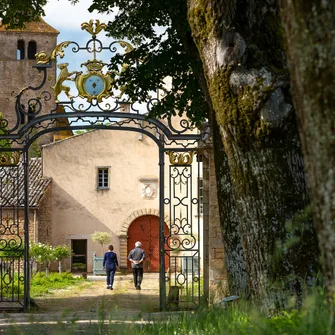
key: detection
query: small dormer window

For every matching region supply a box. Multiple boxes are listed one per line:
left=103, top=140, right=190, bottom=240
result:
left=28, top=41, right=37, bottom=60
left=17, top=40, right=25, bottom=60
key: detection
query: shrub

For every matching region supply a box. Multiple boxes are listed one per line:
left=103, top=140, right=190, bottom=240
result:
left=30, top=243, right=56, bottom=277
left=53, top=245, right=72, bottom=273
left=91, top=231, right=112, bottom=255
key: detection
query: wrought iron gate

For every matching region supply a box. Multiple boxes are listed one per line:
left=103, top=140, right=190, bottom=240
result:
left=0, top=20, right=210, bottom=311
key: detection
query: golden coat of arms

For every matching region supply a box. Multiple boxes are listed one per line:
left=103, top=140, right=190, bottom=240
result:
left=35, top=20, right=129, bottom=104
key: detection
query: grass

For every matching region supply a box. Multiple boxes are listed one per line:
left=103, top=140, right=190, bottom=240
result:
left=30, top=271, right=88, bottom=297
left=4, top=274, right=332, bottom=334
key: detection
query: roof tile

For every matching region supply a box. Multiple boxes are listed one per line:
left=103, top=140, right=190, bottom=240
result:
left=0, top=17, right=59, bottom=34
left=0, top=157, right=51, bottom=208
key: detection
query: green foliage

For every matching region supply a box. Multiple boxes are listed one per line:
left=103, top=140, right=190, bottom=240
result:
left=30, top=271, right=86, bottom=297
left=133, top=290, right=331, bottom=335
left=28, top=130, right=41, bottom=158
left=0, top=0, right=48, bottom=29
left=72, top=262, right=86, bottom=270
left=53, top=245, right=72, bottom=261
left=0, top=112, right=10, bottom=150
left=91, top=231, right=112, bottom=254
left=0, top=272, right=23, bottom=298
left=0, top=242, right=24, bottom=258
left=12, top=287, right=333, bottom=334
left=30, top=242, right=56, bottom=265
left=88, top=0, right=208, bottom=125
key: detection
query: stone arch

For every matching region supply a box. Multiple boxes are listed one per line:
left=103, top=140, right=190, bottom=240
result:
left=118, top=208, right=170, bottom=269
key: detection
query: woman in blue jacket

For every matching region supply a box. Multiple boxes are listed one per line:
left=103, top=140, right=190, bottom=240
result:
left=103, top=245, right=119, bottom=290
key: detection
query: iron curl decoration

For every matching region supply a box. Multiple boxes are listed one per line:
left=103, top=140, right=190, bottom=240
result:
left=180, top=222, right=192, bottom=235
left=85, top=38, right=104, bottom=54
left=168, top=117, right=192, bottom=135
left=70, top=42, right=80, bottom=54
left=181, top=236, right=196, bottom=250
left=0, top=239, right=7, bottom=249
left=0, top=117, right=8, bottom=131
left=167, top=236, right=182, bottom=250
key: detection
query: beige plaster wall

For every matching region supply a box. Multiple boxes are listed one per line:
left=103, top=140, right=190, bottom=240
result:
left=42, top=129, right=161, bottom=271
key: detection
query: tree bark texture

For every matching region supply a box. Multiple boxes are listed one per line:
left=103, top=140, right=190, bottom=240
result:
left=279, top=0, right=335, bottom=322
left=168, top=2, right=250, bottom=297
left=188, top=0, right=320, bottom=309
left=212, top=115, right=249, bottom=298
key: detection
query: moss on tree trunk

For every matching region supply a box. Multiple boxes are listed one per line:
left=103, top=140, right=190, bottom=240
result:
left=188, top=0, right=320, bottom=309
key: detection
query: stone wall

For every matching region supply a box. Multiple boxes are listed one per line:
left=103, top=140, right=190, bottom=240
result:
left=0, top=30, right=57, bottom=145
left=207, top=149, right=228, bottom=303
left=36, top=185, right=52, bottom=245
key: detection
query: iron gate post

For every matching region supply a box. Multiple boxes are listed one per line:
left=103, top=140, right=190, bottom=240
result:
left=159, top=147, right=166, bottom=310
left=23, top=149, right=30, bottom=311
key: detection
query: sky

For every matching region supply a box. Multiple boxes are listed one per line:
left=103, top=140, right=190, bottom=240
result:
left=44, top=0, right=118, bottom=67
left=42, top=0, right=160, bottom=116
left=43, top=0, right=135, bottom=114
left=44, top=0, right=114, bottom=42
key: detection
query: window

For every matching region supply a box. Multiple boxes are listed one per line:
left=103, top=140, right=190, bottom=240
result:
left=28, top=41, right=37, bottom=59
left=97, top=167, right=109, bottom=190
left=17, top=40, right=25, bottom=60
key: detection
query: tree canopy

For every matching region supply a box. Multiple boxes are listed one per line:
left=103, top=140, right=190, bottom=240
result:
left=0, top=0, right=47, bottom=28
left=87, top=0, right=208, bottom=125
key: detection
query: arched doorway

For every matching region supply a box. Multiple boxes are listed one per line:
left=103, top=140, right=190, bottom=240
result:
left=127, top=215, right=169, bottom=272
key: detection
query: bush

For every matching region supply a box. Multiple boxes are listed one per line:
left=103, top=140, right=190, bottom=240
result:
left=30, top=272, right=86, bottom=297
left=91, top=231, right=112, bottom=255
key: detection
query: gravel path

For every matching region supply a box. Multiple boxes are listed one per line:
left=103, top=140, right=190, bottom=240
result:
left=0, top=273, right=181, bottom=334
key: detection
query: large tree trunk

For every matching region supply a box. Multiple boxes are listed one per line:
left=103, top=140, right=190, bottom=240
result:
left=279, top=0, right=335, bottom=325
left=188, top=0, right=320, bottom=309
left=168, top=2, right=249, bottom=296
left=212, top=115, right=249, bottom=298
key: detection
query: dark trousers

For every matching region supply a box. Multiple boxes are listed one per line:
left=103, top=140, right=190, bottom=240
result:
left=132, top=268, right=143, bottom=287
left=106, top=268, right=116, bottom=288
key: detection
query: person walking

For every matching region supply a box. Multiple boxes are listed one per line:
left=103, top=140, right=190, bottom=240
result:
left=103, top=245, right=119, bottom=290
left=128, top=241, right=146, bottom=290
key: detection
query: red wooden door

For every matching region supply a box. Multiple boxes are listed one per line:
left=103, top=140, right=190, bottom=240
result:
left=127, top=215, right=169, bottom=272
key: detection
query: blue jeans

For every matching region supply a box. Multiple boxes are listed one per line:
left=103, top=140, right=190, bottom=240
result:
left=106, top=268, right=116, bottom=288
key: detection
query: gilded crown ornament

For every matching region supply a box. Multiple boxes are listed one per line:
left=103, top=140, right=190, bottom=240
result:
left=166, top=151, right=196, bottom=165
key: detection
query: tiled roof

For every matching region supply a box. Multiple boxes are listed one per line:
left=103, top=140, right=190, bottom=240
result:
left=0, top=17, right=59, bottom=34
left=0, top=157, right=51, bottom=208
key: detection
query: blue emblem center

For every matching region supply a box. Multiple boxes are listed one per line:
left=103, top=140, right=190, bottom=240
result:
left=84, top=75, right=104, bottom=96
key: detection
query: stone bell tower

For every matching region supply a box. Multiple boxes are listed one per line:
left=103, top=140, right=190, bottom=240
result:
left=0, top=18, right=58, bottom=144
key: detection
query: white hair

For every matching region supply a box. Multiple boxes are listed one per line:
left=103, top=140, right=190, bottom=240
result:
left=135, top=241, right=142, bottom=247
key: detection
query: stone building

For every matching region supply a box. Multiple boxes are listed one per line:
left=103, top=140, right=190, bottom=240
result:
left=0, top=18, right=58, bottom=144
left=0, top=18, right=227, bottom=303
